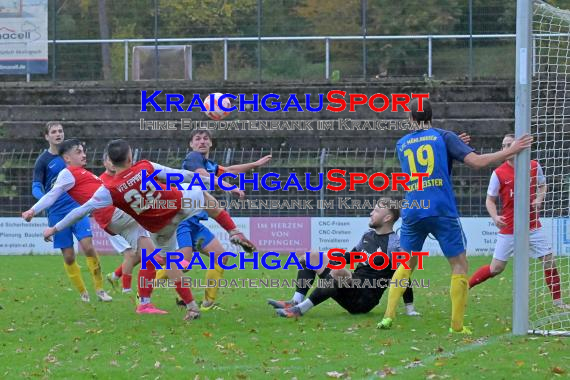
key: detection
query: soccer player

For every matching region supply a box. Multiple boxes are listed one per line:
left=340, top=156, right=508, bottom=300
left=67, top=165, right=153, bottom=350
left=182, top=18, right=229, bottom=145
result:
left=268, top=199, right=419, bottom=318
left=377, top=99, right=533, bottom=334
left=24, top=140, right=172, bottom=312
left=177, top=129, right=271, bottom=310
left=469, top=134, right=569, bottom=309
left=101, top=152, right=191, bottom=292
left=31, top=122, right=111, bottom=302
left=40, top=139, right=243, bottom=320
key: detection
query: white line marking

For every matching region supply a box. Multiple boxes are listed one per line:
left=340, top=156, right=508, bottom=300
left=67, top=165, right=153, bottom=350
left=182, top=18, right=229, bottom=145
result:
left=367, top=333, right=512, bottom=379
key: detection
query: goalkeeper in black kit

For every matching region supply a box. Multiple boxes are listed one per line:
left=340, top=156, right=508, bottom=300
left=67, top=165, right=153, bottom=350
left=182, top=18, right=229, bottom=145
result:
left=269, top=198, right=419, bottom=318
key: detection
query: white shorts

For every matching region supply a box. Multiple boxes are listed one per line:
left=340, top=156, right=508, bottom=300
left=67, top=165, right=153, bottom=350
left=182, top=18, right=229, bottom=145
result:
left=108, top=234, right=131, bottom=254
left=107, top=208, right=151, bottom=250
left=150, top=188, right=205, bottom=256
left=493, top=228, right=553, bottom=262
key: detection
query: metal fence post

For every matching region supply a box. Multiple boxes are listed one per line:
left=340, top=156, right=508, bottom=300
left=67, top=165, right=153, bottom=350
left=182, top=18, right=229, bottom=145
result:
left=224, top=38, right=228, bottom=81
left=325, top=38, right=330, bottom=80
left=124, top=40, right=129, bottom=81
left=468, top=0, right=474, bottom=81
left=51, top=0, right=56, bottom=81
left=361, top=0, right=367, bottom=80
left=257, top=0, right=262, bottom=83
left=428, top=36, right=432, bottom=78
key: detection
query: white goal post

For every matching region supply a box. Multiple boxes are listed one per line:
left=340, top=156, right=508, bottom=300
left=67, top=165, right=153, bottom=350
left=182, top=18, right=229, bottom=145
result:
left=514, top=0, right=570, bottom=336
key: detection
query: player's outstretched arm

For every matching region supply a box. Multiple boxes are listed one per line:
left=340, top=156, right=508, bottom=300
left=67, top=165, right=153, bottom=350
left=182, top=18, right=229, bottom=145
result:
left=151, top=162, right=219, bottom=188
left=463, top=134, right=533, bottom=169
left=43, top=186, right=112, bottom=241
left=23, top=169, right=75, bottom=221
left=225, top=155, right=272, bottom=174
left=151, top=162, right=244, bottom=198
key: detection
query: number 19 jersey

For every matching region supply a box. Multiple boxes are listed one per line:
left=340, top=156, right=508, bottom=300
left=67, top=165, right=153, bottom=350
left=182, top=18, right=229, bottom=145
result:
left=396, top=128, right=474, bottom=224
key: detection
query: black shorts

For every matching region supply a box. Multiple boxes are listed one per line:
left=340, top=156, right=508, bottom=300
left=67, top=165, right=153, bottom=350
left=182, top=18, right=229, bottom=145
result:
left=321, top=269, right=387, bottom=314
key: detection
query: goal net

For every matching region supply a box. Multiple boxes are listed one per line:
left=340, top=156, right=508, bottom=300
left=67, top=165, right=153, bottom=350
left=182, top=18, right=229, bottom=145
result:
left=529, top=0, right=570, bottom=335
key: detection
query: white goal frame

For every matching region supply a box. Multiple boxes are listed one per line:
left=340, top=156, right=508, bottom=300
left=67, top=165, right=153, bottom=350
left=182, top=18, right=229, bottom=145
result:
left=514, top=0, right=570, bottom=336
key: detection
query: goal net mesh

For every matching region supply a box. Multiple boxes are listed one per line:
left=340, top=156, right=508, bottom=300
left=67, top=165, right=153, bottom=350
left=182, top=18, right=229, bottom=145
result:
left=529, top=0, right=570, bottom=335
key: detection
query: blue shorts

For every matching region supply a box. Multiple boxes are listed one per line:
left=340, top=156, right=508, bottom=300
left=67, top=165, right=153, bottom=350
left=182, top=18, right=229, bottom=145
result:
left=400, top=216, right=467, bottom=258
left=48, top=213, right=93, bottom=249
left=176, top=216, right=215, bottom=250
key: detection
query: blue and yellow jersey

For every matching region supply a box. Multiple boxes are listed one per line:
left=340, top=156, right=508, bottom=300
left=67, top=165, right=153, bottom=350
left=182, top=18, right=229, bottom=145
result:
left=396, top=128, right=474, bottom=223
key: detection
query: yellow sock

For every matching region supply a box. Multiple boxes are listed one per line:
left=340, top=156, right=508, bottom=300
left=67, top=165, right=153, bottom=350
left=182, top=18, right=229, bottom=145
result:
left=155, top=269, right=168, bottom=280
left=64, top=261, right=87, bottom=294
left=86, top=256, right=103, bottom=291
left=384, top=266, right=412, bottom=319
left=204, top=264, right=225, bottom=302
left=450, top=274, right=469, bottom=331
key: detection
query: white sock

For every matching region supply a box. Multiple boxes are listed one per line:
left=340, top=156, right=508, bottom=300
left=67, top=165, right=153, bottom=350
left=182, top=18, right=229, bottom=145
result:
left=186, top=300, right=199, bottom=310
left=297, top=299, right=314, bottom=314
left=122, top=288, right=132, bottom=294
left=140, top=297, right=151, bottom=305
left=111, top=273, right=119, bottom=280
left=405, top=303, right=420, bottom=315
left=292, top=292, right=305, bottom=304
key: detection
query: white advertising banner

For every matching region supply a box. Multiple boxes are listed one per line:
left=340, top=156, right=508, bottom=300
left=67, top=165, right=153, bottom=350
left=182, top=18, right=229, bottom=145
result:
left=0, top=0, right=48, bottom=74
left=0, top=217, right=58, bottom=254
left=0, top=216, right=568, bottom=256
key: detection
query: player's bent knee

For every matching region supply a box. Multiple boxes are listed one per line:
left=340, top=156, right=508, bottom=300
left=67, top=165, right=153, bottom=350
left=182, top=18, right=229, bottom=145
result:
left=63, top=256, right=75, bottom=265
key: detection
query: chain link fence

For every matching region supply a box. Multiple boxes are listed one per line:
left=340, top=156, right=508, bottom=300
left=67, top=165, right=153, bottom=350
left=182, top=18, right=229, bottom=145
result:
left=1, top=146, right=505, bottom=218
left=2, top=0, right=532, bottom=82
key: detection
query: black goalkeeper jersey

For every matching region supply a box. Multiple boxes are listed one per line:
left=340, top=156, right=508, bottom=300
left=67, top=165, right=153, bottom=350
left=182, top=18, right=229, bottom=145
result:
left=346, top=230, right=398, bottom=279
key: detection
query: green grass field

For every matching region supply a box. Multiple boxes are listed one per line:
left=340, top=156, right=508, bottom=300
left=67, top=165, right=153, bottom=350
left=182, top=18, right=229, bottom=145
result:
left=1, top=255, right=568, bottom=379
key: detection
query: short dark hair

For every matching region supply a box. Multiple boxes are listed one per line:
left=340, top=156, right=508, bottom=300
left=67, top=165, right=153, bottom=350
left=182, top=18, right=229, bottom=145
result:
left=189, top=130, right=212, bottom=147
left=504, top=133, right=515, bottom=139
left=58, top=138, right=84, bottom=156
left=409, top=98, right=432, bottom=124
left=377, top=197, right=400, bottom=223
left=45, top=121, right=62, bottom=135
left=106, top=139, right=131, bottom=165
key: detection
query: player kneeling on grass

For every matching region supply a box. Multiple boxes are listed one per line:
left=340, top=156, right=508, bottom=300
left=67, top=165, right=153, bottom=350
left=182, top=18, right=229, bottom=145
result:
left=268, top=199, right=419, bottom=318
left=469, top=134, right=570, bottom=310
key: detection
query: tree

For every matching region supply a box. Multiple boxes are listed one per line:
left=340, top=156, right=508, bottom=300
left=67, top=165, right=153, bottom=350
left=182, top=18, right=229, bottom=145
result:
left=97, top=0, right=111, bottom=80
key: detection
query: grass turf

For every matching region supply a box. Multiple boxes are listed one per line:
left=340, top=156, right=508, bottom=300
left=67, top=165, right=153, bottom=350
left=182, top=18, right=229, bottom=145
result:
left=1, top=255, right=569, bottom=379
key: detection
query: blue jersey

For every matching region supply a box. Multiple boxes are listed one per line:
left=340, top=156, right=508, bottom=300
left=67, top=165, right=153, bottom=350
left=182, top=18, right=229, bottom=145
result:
left=182, top=151, right=223, bottom=176
left=32, top=150, right=79, bottom=215
left=182, top=151, right=224, bottom=221
left=396, top=128, right=474, bottom=223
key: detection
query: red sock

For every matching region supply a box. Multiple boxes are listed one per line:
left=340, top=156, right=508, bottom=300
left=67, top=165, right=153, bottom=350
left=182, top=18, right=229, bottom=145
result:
left=174, top=279, right=194, bottom=305
left=214, top=210, right=237, bottom=232
left=122, top=274, right=132, bottom=290
left=137, top=262, right=156, bottom=298
left=544, top=268, right=561, bottom=301
left=469, top=265, right=493, bottom=288
left=114, top=264, right=123, bottom=278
